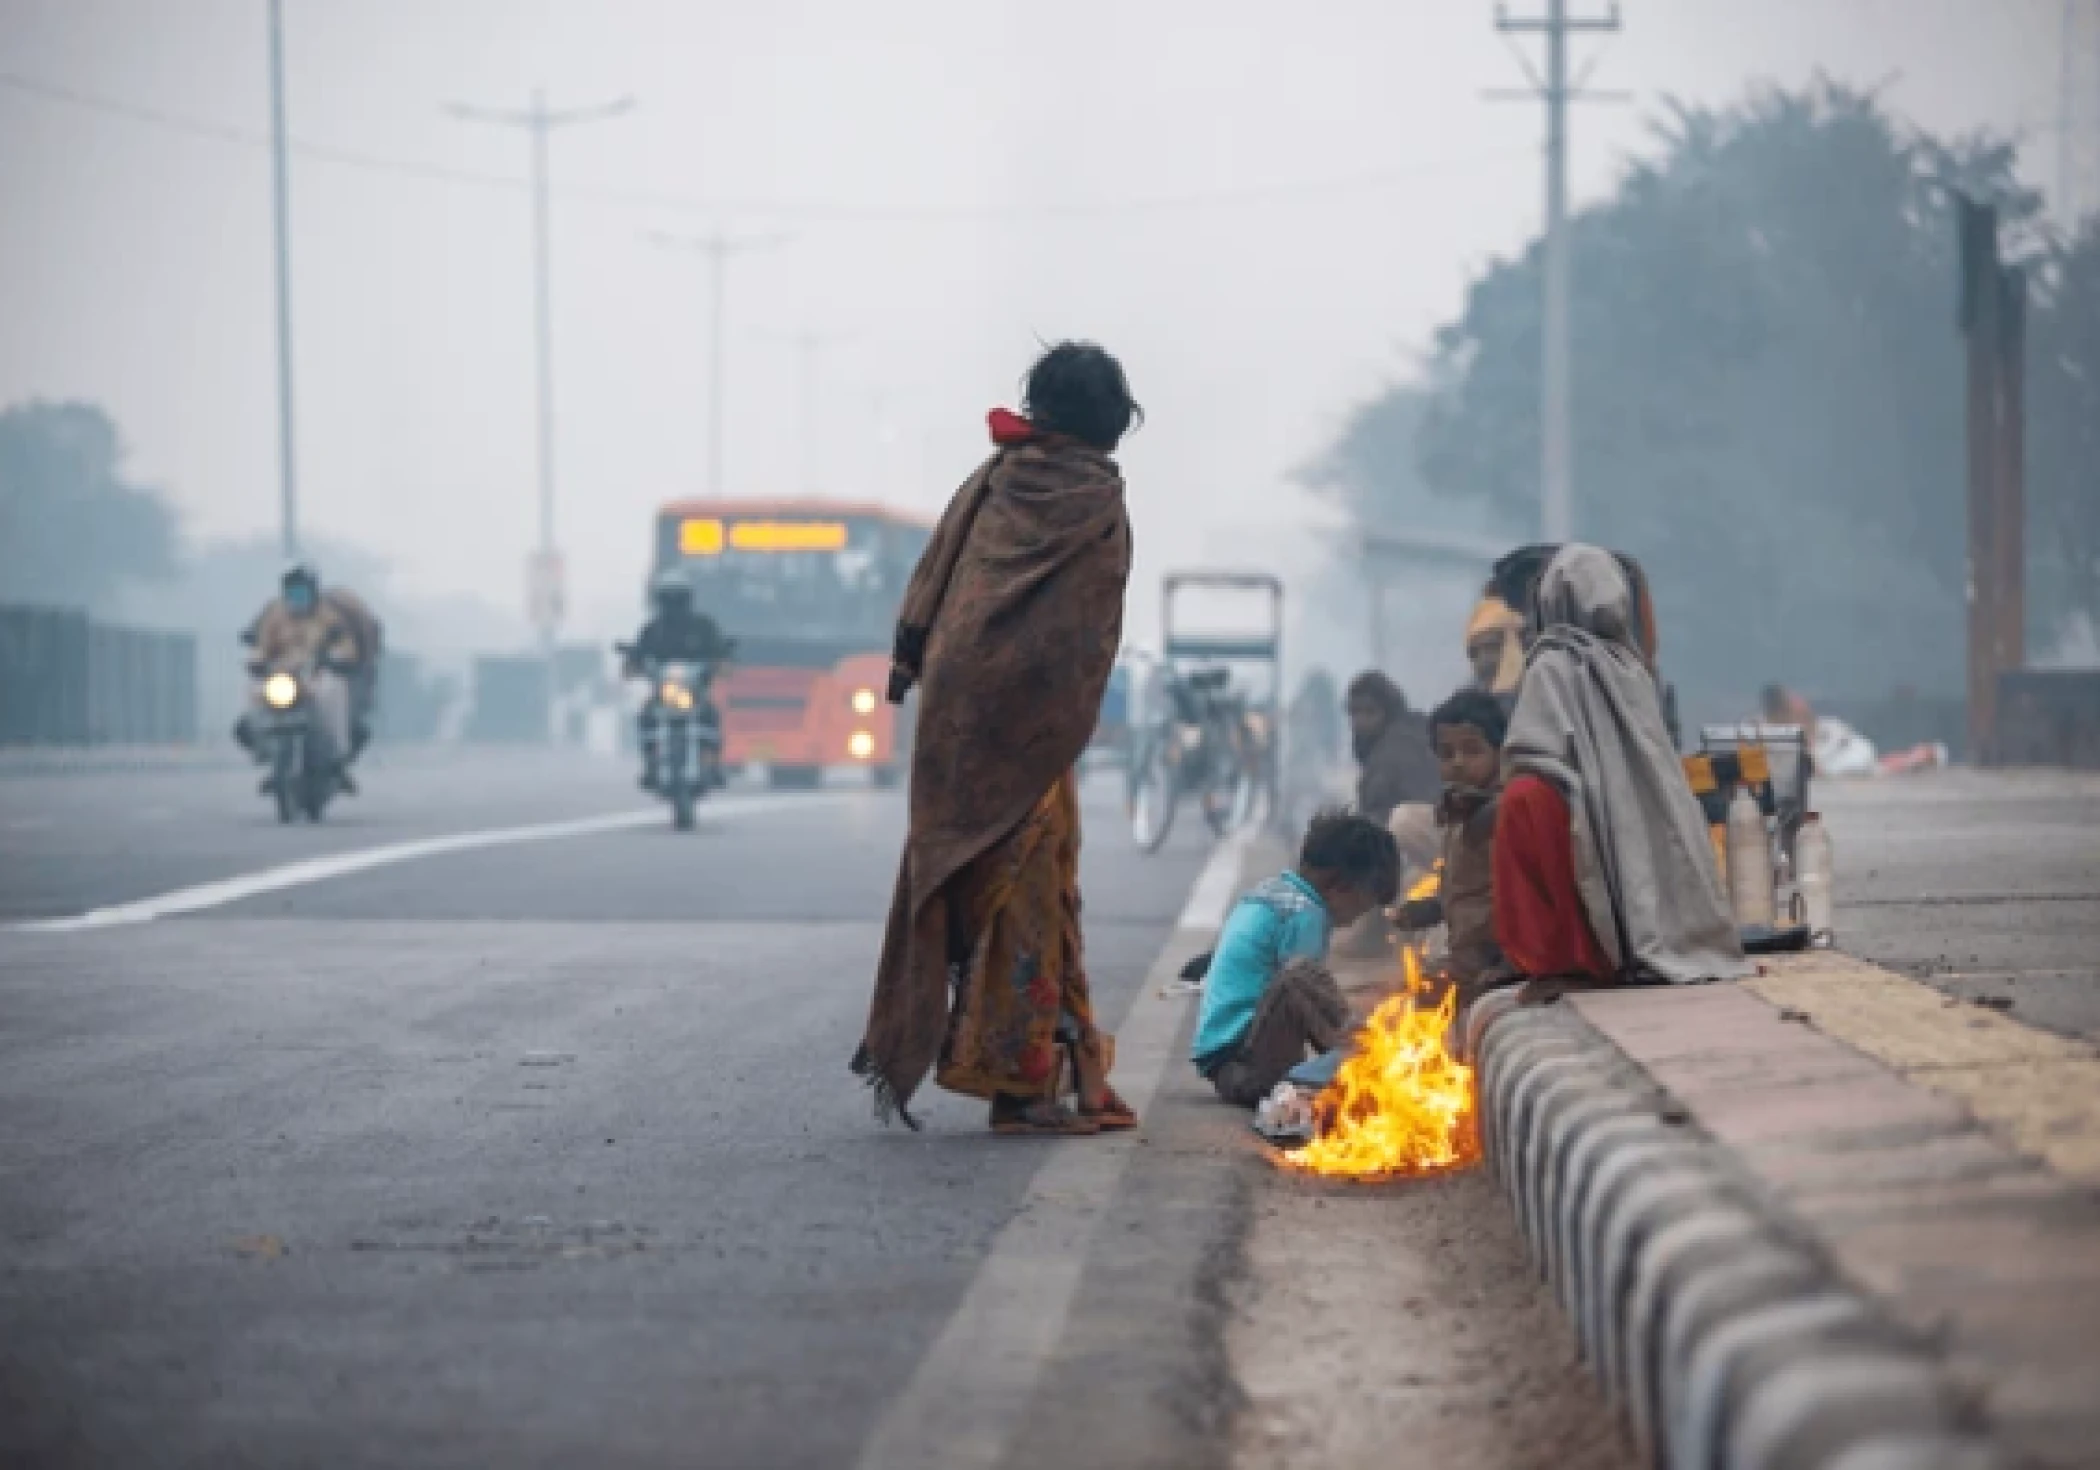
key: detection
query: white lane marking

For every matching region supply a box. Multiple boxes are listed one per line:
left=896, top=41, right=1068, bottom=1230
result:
left=856, top=828, right=1251, bottom=1470
left=5, top=816, right=54, bottom=832
left=11, top=793, right=851, bottom=934
left=1178, top=827, right=1253, bottom=931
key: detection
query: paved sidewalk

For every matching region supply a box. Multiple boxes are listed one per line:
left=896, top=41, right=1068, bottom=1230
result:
left=1474, top=951, right=2100, bottom=1470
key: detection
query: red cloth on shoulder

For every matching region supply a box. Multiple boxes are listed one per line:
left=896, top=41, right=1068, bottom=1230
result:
left=987, top=408, right=1036, bottom=445
left=1492, top=773, right=1616, bottom=981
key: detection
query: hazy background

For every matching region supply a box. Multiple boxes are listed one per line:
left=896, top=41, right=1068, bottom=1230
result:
left=0, top=0, right=2076, bottom=697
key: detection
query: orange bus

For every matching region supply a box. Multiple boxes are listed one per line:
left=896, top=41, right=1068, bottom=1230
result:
left=651, top=498, right=932, bottom=787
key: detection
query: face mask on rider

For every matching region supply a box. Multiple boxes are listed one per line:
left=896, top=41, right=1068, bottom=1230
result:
left=286, top=584, right=316, bottom=615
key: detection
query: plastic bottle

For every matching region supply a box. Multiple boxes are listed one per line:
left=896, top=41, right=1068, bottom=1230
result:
left=1726, top=784, right=1775, bottom=927
left=1773, top=843, right=1797, bottom=925
left=1795, top=811, right=1834, bottom=945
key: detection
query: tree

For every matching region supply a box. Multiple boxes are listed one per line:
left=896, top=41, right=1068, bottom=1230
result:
left=1302, top=379, right=1520, bottom=542
left=1363, top=82, right=2056, bottom=706
left=0, top=401, right=178, bottom=611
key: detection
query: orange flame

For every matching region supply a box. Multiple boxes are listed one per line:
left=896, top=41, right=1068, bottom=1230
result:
left=1405, top=864, right=1443, bottom=904
left=1282, top=944, right=1479, bottom=1180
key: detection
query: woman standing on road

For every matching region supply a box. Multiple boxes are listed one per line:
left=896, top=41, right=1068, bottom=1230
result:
left=851, top=343, right=1141, bottom=1136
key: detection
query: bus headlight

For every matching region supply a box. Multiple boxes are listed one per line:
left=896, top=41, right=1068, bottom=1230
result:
left=850, top=687, right=878, bottom=716
left=660, top=682, right=695, bottom=712
left=847, top=729, right=876, bottom=761
left=262, top=673, right=299, bottom=709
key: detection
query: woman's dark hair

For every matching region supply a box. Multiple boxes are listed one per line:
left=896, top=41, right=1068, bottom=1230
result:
left=1428, top=688, right=1509, bottom=750
left=1022, top=341, right=1142, bottom=451
left=1298, top=807, right=1400, bottom=905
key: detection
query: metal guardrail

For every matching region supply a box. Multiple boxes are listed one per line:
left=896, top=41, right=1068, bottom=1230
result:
left=0, top=605, right=197, bottom=746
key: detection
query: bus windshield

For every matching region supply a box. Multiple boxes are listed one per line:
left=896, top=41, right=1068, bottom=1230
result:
left=653, top=508, right=931, bottom=647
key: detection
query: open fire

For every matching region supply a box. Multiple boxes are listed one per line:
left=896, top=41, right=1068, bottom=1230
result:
left=1282, top=874, right=1480, bottom=1181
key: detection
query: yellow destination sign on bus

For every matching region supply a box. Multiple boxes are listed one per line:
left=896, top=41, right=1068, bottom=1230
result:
left=680, top=517, right=850, bottom=555
left=679, top=518, right=727, bottom=555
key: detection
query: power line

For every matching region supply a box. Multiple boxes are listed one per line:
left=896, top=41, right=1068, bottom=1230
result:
left=0, top=66, right=1529, bottom=227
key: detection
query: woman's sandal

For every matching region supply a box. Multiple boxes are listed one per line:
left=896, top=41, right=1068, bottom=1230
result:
left=991, top=1099, right=1100, bottom=1136
left=1079, top=1087, right=1138, bottom=1132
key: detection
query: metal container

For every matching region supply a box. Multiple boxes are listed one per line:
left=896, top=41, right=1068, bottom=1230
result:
left=1698, top=723, right=1812, bottom=862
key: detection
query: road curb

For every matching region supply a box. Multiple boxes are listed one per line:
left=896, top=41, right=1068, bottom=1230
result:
left=1466, top=989, right=2009, bottom=1470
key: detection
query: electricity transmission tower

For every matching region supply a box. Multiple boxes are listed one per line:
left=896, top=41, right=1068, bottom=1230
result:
left=1492, top=1, right=1622, bottom=542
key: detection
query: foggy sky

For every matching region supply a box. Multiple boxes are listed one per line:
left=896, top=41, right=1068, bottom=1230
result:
left=0, top=0, right=2064, bottom=654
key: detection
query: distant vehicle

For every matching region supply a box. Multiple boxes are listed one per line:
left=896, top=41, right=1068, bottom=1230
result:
left=1127, top=661, right=1253, bottom=852
left=246, top=651, right=353, bottom=824
left=1126, top=571, right=1285, bottom=852
left=1085, top=659, right=1136, bottom=769
left=650, top=499, right=933, bottom=788
left=615, top=645, right=728, bottom=832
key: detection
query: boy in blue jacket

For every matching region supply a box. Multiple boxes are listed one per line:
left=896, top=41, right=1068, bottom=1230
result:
left=1192, top=810, right=1399, bottom=1106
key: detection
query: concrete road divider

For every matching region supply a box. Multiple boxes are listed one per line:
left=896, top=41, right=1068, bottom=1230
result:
left=1463, top=958, right=2100, bottom=1470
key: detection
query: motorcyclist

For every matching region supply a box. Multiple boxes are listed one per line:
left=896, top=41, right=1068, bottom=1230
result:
left=624, top=570, right=734, bottom=791
left=237, top=562, right=359, bottom=785
left=321, top=583, right=384, bottom=760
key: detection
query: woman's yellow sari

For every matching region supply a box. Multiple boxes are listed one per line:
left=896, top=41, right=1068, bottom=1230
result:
left=934, top=773, right=1102, bottom=1101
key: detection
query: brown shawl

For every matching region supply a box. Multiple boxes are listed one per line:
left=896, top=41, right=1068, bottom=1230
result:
left=852, top=427, right=1132, bottom=1126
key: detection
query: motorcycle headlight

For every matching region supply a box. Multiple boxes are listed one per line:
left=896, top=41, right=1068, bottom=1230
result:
left=847, top=729, right=876, bottom=761
left=262, top=673, right=300, bottom=709
left=851, top=687, right=878, bottom=716
left=660, top=682, right=694, bottom=711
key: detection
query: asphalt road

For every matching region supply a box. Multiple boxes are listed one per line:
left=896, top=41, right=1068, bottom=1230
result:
left=0, top=754, right=1201, bottom=1465
left=0, top=750, right=1631, bottom=1470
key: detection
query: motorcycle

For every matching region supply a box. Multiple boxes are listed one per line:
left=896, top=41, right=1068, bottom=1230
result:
left=619, top=643, right=729, bottom=831
left=1127, top=665, right=1258, bottom=853
left=246, top=654, right=354, bottom=824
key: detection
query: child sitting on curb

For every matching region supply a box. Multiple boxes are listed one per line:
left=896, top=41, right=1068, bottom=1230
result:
left=1190, top=810, right=1400, bottom=1107
left=1394, top=689, right=1512, bottom=1010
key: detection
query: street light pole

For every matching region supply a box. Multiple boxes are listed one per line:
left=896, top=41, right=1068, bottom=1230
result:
left=758, top=327, right=854, bottom=494
left=267, top=0, right=298, bottom=559
left=646, top=231, right=790, bottom=497
left=528, top=90, right=556, bottom=561
left=449, top=87, right=632, bottom=740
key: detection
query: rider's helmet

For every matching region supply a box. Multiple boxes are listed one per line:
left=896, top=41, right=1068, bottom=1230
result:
left=281, top=561, right=322, bottom=616
left=650, top=569, right=694, bottom=618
